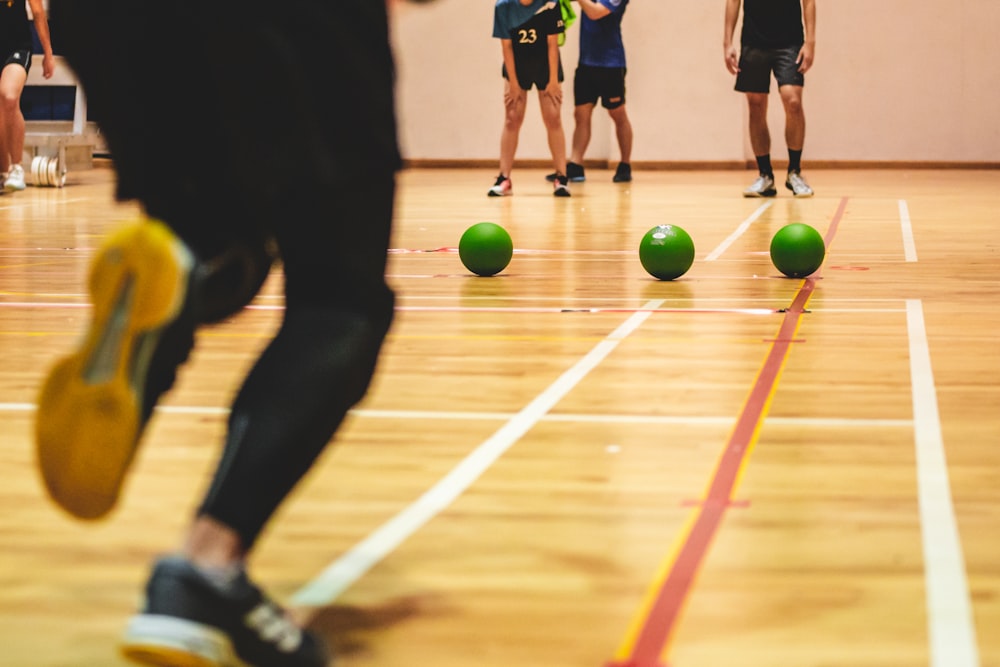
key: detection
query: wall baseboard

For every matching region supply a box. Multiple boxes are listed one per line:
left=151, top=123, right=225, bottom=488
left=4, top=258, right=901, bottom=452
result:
left=402, top=158, right=1000, bottom=171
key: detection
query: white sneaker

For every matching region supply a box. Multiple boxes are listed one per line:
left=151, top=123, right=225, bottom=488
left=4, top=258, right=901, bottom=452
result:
left=5, top=164, right=25, bottom=191
left=743, top=173, right=776, bottom=198
left=785, top=171, right=814, bottom=198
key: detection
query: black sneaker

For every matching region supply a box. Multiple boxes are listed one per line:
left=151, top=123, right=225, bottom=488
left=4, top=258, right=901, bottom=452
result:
left=121, top=556, right=330, bottom=667
left=613, top=162, right=632, bottom=183
left=545, top=161, right=585, bottom=182
left=35, top=219, right=199, bottom=520
left=553, top=174, right=571, bottom=197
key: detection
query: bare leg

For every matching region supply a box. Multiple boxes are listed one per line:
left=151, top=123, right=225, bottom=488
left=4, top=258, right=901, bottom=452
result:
left=0, top=64, right=28, bottom=172
left=609, top=104, right=633, bottom=164
left=569, top=103, right=594, bottom=164
left=538, top=89, right=567, bottom=175
left=499, top=79, right=527, bottom=176
left=778, top=84, right=805, bottom=151
left=745, top=92, right=771, bottom=158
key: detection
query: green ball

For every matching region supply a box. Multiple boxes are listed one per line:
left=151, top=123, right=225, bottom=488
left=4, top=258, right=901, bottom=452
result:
left=459, top=222, right=513, bottom=276
left=638, top=224, right=695, bottom=280
left=770, top=223, right=826, bottom=277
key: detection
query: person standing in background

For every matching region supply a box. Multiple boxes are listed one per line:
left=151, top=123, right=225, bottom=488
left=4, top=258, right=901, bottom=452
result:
left=548, top=0, right=632, bottom=184
left=724, top=0, right=816, bottom=198
left=0, top=0, right=54, bottom=192
left=489, top=0, right=571, bottom=197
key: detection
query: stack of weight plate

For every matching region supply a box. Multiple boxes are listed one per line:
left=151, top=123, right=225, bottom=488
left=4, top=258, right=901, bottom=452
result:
left=28, top=155, right=66, bottom=188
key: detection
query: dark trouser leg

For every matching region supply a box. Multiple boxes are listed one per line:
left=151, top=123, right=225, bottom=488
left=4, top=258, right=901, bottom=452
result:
left=197, top=178, right=396, bottom=549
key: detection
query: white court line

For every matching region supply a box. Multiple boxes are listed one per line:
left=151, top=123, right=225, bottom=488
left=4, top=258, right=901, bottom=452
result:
left=704, top=201, right=774, bottom=261
left=289, top=299, right=664, bottom=606
left=907, top=299, right=979, bottom=667
left=899, top=200, right=918, bottom=262
left=2, top=402, right=913, bottom=429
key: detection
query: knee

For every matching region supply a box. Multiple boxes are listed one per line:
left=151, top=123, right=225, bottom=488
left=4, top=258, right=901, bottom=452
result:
left=0, top=90, right=20, bottom=113
left=746, top=95, right=768, bottom=114
left=196, top=238, right=277, bottom=323
left=504, top=110, right=525, bottom=132
left=783, top=95, right=804, bottom=116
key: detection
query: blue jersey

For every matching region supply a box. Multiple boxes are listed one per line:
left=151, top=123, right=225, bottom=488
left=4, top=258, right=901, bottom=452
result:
left=578, top=0, right=628, bottom=68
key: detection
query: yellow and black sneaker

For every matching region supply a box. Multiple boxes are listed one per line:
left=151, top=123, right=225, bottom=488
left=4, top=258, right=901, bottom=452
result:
left=35, top=219, right=197, bottom=520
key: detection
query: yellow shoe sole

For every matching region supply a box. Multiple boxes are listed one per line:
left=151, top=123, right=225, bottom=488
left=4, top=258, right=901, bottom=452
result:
left=35, top=219, right=193, bottom=520
left=121, top=613, right=241, bottom=667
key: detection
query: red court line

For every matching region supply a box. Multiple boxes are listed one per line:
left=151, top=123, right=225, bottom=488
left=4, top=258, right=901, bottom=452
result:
left=607, top=197, right=848, bottom=667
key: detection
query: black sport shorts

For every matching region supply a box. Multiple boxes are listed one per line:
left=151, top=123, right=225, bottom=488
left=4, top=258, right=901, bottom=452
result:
left=1, top=48, right=31, bottom=73
left=502, top=54, right=564, bottom=91
left=573, top=64, right=626, bottom=109
left=734, top=45, right=804, bottom=93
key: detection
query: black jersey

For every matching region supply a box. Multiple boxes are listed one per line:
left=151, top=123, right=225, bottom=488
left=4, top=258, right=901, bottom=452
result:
left=493, top=0, right=564, bottom=63
left=741, top=0, right=804, bottom=49
left=0, top=0, right=32, bottom=54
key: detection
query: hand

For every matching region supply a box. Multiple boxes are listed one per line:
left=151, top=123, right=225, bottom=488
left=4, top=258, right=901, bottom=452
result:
left=504, top=82, right=527, bottom=109
left=724, top=44, right=740, bottom=75
left=543, top=80, right=562, bottom=106
left=796, top=42, right=815, bottom=73
left=42, top=53, right=55, bottom=79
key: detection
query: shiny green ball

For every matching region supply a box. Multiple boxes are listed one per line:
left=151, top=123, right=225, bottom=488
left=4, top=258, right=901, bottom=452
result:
left=638, top=224, right=695, bottom=280
left=459, top=222, right=513, bottom=276
left=770, top=223, right=826, bottom=277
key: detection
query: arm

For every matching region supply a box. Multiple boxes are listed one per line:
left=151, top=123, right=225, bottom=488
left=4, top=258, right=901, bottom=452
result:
left=27, top=0, right=55, bottom=79
left=576, top=0, right=611, bottom=21
left=723, top=0, right=741, bottom=74
left=797, top=0, right=815, bottom=72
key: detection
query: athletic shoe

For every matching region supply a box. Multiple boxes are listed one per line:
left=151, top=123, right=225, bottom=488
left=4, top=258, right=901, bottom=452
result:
left=553, top=174, right=571, bottom=197
left=785, top=171, right=815, bottom=198
left=5, top=163, right=25, bottom=191
left=35, top=219, right=198, bottom=520
left=613, top=162, right=632, bottom=183
left=546, top=161, right=585, bottom=183
left=743, top=173, right=777, bottom=198
left=487, top=174, right=512, bottom=197
left=121, top=556, right=330, bottom=667
left=546, top=162, right=585, bottom=182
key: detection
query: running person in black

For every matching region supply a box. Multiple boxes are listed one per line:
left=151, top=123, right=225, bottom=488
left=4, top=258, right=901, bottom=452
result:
left=35, top=1, right=402, bottom=665
left=0, top=0, right=54, bottom=191
left=489, top=0, right=571, bottom=197
left=724, top=0, right=816, bottom=197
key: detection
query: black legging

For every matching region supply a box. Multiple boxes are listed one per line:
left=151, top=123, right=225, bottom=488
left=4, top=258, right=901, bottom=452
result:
left=197, top=182, right=396, bottom=549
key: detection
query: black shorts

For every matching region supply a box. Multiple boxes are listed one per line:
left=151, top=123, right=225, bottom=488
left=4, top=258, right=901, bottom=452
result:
left=502, top=54, right=564, bottom=90
left=734, top=45, right=804, bottom=93
left=1, top=48, right=32, bottom=73
left=573, top=64, right=626, bottom=109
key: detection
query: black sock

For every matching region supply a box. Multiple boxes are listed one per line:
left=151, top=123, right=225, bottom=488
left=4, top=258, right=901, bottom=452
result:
left=755, top=154, right=773, bottom=177
left=788, top=149, right=802, bottom=174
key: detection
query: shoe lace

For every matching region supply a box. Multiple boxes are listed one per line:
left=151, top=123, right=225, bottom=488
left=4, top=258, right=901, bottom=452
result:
left=243, top=600, right=304, bottom=653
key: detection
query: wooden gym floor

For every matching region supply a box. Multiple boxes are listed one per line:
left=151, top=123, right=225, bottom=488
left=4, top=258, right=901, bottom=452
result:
left=0, top=166, right=997, bottom=667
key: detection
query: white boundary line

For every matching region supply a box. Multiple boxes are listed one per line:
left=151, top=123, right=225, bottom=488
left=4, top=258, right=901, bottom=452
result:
left=2, top=402, right=913, bottom=429
left=704, top=201, right=774, bottom=261
left=906, top=299, right=979, bottom=667
left=289, top=299, right=664, bottom=606
left=899, top=200, right=918, bottom=262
